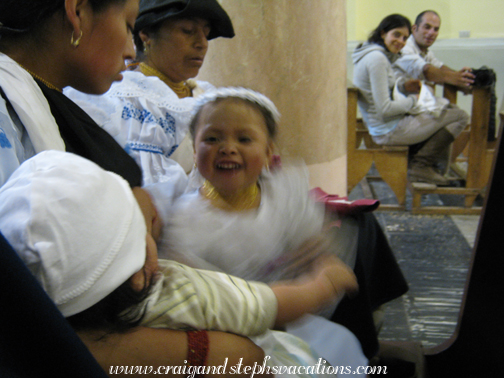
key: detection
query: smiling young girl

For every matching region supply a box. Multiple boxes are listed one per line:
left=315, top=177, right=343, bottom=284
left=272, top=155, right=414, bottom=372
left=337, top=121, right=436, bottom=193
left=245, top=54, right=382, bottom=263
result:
left=161, top=88, right=335, bottom=282
left=157, top=88, right=372, bottom=370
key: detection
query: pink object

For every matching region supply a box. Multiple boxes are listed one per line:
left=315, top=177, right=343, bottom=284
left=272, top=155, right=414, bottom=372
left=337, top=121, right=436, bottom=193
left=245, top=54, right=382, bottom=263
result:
left=310, top=187, right=380, bottom=218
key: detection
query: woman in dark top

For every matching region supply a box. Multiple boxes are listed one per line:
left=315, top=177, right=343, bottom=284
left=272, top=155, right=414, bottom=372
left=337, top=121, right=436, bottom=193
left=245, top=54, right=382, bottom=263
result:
left=0, top=0, right=142, bottom=187
left=0, top=0, right=270, bottom=376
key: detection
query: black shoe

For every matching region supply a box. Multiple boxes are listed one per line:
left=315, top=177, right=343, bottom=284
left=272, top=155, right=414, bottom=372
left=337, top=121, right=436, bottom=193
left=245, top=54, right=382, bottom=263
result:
left=409, top=165, right=450, bottom=186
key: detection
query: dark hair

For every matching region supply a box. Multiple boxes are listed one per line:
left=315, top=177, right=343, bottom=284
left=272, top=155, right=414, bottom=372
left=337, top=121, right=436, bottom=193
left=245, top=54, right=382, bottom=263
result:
left=368, top=14, right=411, bottom=48
left=132, top=15, right=206, bottom=62
left=66, top=271, right=154, bottom=334
left=415, top=10, right=440, bottom=27
left=132, top=15, right=203, bottom=62
left=0, top=0, right=126, bottom=37
left=132, top=19, right=165, bottom=60
left=189, top=97, right=278, bottom=143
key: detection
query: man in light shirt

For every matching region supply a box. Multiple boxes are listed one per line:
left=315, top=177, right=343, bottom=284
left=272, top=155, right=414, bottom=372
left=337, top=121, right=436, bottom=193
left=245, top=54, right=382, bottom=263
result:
left=394, top=10, right=474, bottom=89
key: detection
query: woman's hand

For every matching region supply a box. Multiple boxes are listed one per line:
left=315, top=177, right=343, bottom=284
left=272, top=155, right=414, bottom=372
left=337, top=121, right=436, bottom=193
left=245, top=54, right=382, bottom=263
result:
left=133, top=187, right=163, bottom=241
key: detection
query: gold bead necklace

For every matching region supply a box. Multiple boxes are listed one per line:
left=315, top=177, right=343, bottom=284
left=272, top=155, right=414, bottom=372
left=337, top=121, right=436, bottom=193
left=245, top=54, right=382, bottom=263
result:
left=19, top=65, right=62, bottom=92
left=139, top=62, right=191, bottom=99
left=202, top=180, right=260, bottom=212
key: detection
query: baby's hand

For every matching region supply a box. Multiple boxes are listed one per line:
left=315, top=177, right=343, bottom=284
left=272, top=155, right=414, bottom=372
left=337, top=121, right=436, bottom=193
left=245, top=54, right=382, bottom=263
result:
left=313, top=256, right=358, bottom=301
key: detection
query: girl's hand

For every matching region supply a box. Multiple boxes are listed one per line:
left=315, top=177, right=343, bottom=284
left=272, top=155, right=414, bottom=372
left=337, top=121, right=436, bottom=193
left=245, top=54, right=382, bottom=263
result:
left=278, top=234, right=332, bottom=279
left=313, top=255, right=359, bottom=300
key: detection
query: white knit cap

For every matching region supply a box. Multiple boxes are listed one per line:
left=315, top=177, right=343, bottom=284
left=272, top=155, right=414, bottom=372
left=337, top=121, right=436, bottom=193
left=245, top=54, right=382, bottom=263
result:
left=0, top=151, right=146, bottom=317
left=192, top=87, right=281, bottom=123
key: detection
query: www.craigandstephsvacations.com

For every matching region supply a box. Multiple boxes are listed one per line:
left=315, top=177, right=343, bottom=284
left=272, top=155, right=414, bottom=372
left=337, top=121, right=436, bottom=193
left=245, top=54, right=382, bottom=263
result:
left=109, top=356, right=388, bottom=376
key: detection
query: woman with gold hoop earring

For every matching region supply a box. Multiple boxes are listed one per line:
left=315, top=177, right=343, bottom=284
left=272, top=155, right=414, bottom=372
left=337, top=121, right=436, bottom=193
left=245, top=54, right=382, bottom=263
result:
left=0, top=0, right=145, bottom=188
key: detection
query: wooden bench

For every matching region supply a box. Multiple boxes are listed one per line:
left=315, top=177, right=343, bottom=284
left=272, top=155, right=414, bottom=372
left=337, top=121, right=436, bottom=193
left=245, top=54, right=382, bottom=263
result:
left=348, top=85, right=495, bottom=214
left=409, top=85, right=495, bottom=214
left=347, top=87, right=408, bottom=209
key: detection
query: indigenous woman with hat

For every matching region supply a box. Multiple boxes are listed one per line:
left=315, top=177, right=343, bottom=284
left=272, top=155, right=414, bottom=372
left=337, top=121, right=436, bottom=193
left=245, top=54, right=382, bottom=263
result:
left=65, top=0, right=235, bottom=186
left=0, top=0, right=272, bottom=375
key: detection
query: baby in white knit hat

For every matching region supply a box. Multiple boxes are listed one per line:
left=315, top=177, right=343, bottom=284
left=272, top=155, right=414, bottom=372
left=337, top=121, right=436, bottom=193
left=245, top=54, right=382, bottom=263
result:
left=0, top=151, right=361, bottom=376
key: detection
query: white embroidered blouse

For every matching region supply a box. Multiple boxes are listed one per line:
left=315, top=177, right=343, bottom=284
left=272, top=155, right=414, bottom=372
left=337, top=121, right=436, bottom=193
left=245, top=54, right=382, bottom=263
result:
left=64, top=71, right=215, bottom=185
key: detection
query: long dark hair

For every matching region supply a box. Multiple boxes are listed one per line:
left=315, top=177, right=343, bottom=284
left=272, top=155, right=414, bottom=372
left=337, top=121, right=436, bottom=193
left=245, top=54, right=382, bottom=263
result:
left=368, top=14, right=411, bottom=48
left=0, top=0, right=127, bottom=37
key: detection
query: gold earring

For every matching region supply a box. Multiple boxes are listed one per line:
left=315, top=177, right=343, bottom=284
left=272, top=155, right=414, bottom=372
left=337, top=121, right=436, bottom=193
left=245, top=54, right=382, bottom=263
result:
left=71, top=30, right=83, bottom=47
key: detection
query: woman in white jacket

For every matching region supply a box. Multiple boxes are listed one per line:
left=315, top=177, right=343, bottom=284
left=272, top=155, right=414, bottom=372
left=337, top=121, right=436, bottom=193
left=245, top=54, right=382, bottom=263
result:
left=352, top=14, right=468, bottom=185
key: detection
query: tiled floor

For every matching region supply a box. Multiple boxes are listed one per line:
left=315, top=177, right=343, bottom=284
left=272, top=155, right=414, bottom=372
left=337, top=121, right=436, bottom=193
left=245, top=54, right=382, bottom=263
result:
left=374, top=211, right=477, bottom=348
left=349, top=178, right=480, bottom=349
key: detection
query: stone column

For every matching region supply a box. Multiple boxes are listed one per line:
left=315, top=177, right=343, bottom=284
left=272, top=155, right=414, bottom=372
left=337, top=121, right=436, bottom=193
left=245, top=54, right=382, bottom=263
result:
left=197, top=0, right=348, bottom=194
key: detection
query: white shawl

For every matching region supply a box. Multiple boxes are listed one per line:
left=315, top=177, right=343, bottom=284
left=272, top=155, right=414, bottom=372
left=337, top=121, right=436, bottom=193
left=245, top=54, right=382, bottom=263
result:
left=0, top=53, right=65, bottom=152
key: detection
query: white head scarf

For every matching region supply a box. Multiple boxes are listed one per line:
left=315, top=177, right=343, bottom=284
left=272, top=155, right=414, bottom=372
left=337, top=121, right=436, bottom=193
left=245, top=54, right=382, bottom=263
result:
left=191, top=87, right=281, bottom=123
left=0, top=151, right=146, bottom=316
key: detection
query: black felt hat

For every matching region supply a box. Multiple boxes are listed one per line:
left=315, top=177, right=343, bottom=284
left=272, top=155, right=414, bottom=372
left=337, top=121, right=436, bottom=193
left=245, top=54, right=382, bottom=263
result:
left=135, top=0, right=234, bottom=40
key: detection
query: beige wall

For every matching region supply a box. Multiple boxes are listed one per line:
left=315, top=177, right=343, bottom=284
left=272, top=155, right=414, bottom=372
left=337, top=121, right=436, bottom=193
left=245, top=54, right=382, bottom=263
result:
left=197, top=0, right=348, bottom=195
left=347, top=1, right=504, bottom=131
left=348, top=0, right=504, bottom=41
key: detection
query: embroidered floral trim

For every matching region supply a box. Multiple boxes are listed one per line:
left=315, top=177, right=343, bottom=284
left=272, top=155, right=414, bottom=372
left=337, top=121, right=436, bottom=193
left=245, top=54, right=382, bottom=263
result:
left=121, top=103, right=176, bottom=136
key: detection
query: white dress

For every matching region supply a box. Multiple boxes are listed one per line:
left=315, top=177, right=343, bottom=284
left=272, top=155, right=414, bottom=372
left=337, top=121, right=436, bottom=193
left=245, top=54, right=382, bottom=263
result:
left=159, top=165, right=368, bottom=375
left=160, top=165, right=325, bottom=282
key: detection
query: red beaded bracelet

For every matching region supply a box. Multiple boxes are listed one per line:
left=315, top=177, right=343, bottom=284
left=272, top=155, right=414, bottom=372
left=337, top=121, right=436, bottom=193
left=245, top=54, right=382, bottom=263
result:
left=186, top=330, right=209, bottom=377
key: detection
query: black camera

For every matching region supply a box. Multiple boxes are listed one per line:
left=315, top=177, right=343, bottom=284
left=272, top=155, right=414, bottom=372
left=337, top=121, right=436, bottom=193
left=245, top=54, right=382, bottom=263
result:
left=471, top=66, right=496, bottom=87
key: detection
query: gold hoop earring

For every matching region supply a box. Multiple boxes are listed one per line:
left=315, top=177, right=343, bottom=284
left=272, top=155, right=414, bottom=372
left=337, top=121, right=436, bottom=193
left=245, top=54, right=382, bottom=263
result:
left=71, top=30, right=83, bottom=47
